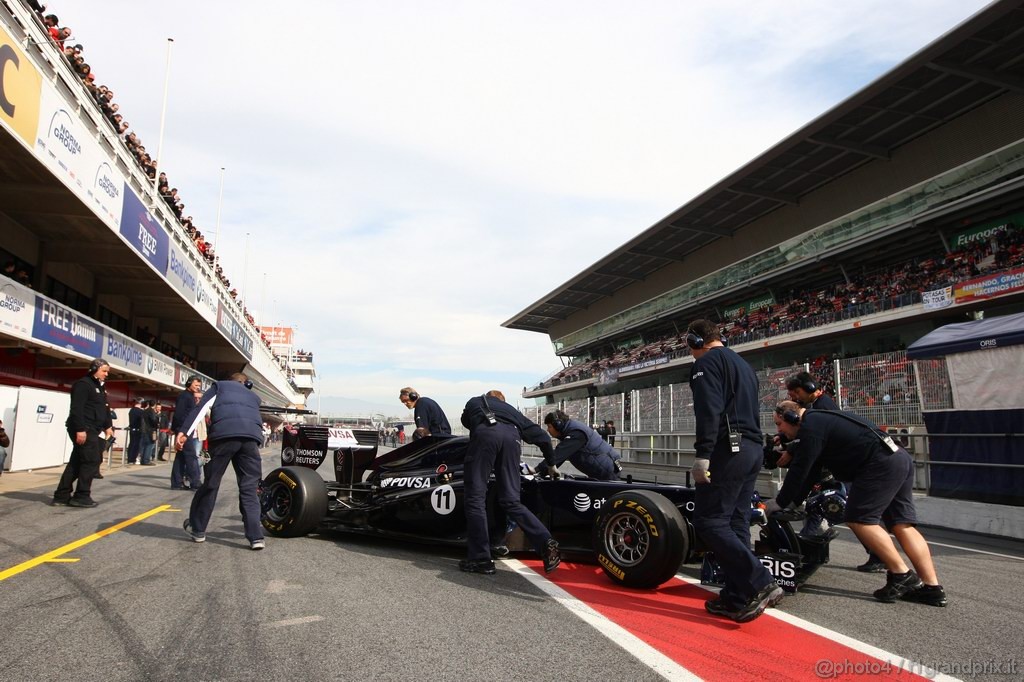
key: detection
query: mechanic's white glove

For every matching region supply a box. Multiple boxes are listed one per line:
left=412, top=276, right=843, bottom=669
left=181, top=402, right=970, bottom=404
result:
left=764, top=498, right=782, bottom=516
left=549, top=464, right=561, bottom=480
left=691, top=458, right=711, bottom=485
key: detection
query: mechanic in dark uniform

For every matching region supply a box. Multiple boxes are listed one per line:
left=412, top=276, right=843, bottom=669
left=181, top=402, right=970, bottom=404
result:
left=127, top=397, right=144, bottom=464
left=535, top=410, right=621, bottom=480
left=53, top=358, right=114, bottom=507
left=769, top=401, right=947, bottom=607
left=686, top=319, right=782, bottom=622
left=459, top=390, right=560, bottom=575
left=171, top=376, right=203, bottom=490
left=176, top=373, right=266, bottom=550
left=785, top=371, right=884, bottom=573
left=399, top=387, right=451, bottom=439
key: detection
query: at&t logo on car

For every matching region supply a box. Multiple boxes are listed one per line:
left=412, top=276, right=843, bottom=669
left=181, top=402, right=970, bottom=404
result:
left=572, top=493, right=606, bottom=512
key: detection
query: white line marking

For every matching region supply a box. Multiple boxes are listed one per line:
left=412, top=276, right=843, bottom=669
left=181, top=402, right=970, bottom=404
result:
left=264, top=615, right=324, bottom=628
left=505, top=559, right=700, bottom=682
left=834, top=525, right=1024, bottom=561
left=675, top=576, right=962, bottom=682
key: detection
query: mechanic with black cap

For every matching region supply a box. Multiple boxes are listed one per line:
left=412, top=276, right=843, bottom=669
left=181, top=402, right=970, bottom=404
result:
left=53, top=358, right=114, bottom=507
left=687, top=319, right=782, bottom=622
left=459, top=390, right=560, bottom=575
left=535, top=410, right=621, bottom=480
left=399, top=387, right=451, bottom=439
left=768, top=400, right=947, bottom=607
left=784, top=370, right=884, bottom=573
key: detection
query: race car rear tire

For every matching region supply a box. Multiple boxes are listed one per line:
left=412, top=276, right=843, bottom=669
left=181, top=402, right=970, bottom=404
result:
left=260, top=466, right=327, bottom=538
left=592, top=489, right=688, bottom=589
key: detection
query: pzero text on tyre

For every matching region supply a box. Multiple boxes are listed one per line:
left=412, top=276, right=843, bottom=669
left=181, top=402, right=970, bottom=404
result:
left=592, top=489, right=688, bottom=588
left=260, top=466, right=327, bottom=538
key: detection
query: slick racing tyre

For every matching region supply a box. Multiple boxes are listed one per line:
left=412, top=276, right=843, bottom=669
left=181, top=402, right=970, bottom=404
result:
left=260, top=466, right=327, bottom=538
left=592, top=489, right=688, bottom=589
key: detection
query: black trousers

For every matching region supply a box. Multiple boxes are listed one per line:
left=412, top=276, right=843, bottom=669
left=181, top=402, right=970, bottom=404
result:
left=55, top=430, right=102, bottom=500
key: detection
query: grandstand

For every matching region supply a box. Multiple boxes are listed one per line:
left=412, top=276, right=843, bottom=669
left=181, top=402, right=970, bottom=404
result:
left=505, top=0, right=1024, bottom=445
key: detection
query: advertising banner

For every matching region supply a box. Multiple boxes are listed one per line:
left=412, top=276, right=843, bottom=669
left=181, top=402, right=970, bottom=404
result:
left=166, top=243, right=216, bottom=324
left=0, top=276, right=35, bottom=338
left=618, top=355, right=670, bottom=376
left=103, top=329, right=146, bottom=374
left=0, top=23, right=42, bottom=147
left=32, top=297, right=103, bottom=357
left=174, top=364, right=212, bottom=392
left=922, top=286, right=953, bottom=310
left=724, top=293, right=777, bottom=319
left=216, top=302, right=254, bottom=360
left=953, top=267, right=1024, bottom=304
left=259, top=326, right=294, bottom=345
left=35, top=85, right=125, bottom=227
left=119, top=187, right=169, bottom=274
left=951, top=211, right=1024, bottom=249
left=145, top=350, right=176, bottom=385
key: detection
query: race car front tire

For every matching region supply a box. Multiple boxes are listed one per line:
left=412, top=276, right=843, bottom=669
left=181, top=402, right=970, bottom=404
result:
left=260, top=466, right=327, bottom=538
left=592, top=489, right=688, bottom=589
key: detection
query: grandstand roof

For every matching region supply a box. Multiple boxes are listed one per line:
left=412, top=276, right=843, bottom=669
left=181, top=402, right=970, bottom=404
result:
left=504, top=0, right=1024, bottom=334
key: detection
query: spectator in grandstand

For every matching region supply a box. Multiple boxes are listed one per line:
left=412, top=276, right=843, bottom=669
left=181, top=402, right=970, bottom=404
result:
left=459, top=390, right=560, bottom=575
left=686, top=319, right=781, bottom=623
left=534, top=411, right=621, bottom=480
left=15, top=268, right=32, bottom=288
left=769, top=401, right=947, bottom=607
left=399, top=387, right=452, bottom=439
left=2, top=261, right=15, bottom=279
left=53, top=359, right=113, bottom=508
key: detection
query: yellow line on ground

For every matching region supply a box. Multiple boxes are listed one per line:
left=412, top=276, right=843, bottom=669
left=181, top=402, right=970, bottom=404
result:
left=0, top=504, right=173, bottom=582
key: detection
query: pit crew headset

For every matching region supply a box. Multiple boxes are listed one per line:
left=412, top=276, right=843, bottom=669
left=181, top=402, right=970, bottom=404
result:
left=777, top=408, right=899, bottom=454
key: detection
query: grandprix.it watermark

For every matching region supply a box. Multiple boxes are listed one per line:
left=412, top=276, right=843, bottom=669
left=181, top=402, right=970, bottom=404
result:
left=814, top=657, right=1019, bottom=679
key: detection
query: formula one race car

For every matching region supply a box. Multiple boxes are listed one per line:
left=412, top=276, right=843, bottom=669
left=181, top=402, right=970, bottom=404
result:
left=261, top=425, right=842, bottom=591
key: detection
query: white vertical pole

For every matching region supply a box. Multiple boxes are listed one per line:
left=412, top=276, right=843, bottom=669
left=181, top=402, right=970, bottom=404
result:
left=153, top=38, right=174, bottom=189
left=211, top=166, right=226, bottom=261
left=241, top=232, right=250, bottom=305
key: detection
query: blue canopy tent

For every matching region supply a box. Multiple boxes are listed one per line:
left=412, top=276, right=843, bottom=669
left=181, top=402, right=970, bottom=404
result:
left=907, top=312, right=1024, bottom=506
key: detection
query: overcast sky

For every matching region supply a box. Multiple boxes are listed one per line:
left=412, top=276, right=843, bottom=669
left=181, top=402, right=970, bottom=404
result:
left=54, top=0, right=988, bottom=418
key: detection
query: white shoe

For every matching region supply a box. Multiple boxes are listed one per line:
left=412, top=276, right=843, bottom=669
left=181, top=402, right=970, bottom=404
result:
left=250, top=540, right=265, bottom=551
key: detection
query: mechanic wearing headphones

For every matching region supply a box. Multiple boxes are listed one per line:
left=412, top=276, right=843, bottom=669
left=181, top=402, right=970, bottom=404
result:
left=171, top=375, right=204, bottom=490
left=177, top=373, right=266, bottom=550
left=459, top=390, right=560, bottom=575
left=768, top=400, right=947, bottom=607
left=785, top=371, right=884, bottom=573
left=54, top=358, right=114, bottom=507
left=535, top=410, right=621, bottom=480
left=399, top=387, right=452, bottom=439
left=686, top=319, right=782, bottom=622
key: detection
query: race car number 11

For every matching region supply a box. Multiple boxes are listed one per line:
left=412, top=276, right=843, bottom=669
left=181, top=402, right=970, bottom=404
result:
left=431, top=484, right=456, bottom=515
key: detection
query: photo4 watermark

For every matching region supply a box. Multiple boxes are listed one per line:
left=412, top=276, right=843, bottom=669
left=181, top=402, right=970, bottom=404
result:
left=814, top=657, right=1019, bottom=679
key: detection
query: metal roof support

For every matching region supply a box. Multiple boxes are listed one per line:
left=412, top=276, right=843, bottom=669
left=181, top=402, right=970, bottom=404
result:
left=925, top=60, right=1024, bottom=94
left=807, top=133, right=890, bottom=160
left=725, top=187, right=800, bottom=206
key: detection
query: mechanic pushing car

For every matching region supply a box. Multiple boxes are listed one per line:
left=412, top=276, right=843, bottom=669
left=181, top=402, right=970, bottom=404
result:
left=399, top=387, right=451, bottom=439
left=534, top=410, right=622, bottom=480
left=459, top=390, right=561, bottom=575
left=768, top=400, right=948, bottom=607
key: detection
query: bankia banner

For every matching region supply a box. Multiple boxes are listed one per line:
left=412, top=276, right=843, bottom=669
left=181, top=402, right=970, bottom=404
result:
left=216, top=302, right=254, bottom=360
left=32, top=297, right=103, bottom=357
left=119, top=186, right=169, bottom=274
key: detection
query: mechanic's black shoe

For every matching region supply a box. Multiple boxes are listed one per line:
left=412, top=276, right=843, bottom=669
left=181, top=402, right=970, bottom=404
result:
left=183, top=519, right=206, bottom=543
left=542, top=538, right=561, bottom=573
left=94, top=473, right=104, bottom=479
left=731, top=582, right=784, bottom=623
left=52, top=497, right=71, bottom=506
left=901, top=583, right=948, bottom=607
left=490, top=545, right=511, bottom=559
left=704, top=597, right=743, bottom=619
left=856, top=558, right=886, bottom=573
left=459, top=559, right=496, bottom=575
left=873, top=570, right=923, bottom=603
left=68, top=497, right=97, bottom=508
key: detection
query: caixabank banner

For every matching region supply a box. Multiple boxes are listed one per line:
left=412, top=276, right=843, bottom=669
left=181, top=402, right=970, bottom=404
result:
left=119, top=187, right=169, bottom=274
left=0, top=23, right=41, bottom=148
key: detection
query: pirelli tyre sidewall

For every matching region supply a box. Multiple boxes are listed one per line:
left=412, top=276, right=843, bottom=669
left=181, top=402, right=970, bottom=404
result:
left=260, top=466, right=327, bottom=538
left=592, top=489, right=688, bottom=589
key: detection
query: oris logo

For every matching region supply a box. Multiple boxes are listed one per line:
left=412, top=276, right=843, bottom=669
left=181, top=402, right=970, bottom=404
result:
left=979, top=339, right=998, bottom=348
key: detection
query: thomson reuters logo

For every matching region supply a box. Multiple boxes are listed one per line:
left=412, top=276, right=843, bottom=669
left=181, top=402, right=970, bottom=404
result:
left=573, top=493, right=591, bottom=512
left=281, top=447, right=296, bottom=464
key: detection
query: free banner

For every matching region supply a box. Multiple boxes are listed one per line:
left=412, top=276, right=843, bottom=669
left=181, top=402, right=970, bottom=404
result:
left=104, top=329, right=147, bottom=374
left=0, top=22, right=42, bottom=147
left=32, top=297, right=103, bottom=357
left=34, top=84, right=125, bottom=227
left=953, top=267, right=1024, bottom=304
left=216, top=302, right=254, bottom=360
left=0, top=276, right=35, bottom=339
left=119, top=186, right=169, bottom=274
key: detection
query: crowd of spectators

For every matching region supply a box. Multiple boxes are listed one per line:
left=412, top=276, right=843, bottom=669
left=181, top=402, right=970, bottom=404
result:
left=535, top=222, right=1024, bottom=390
left=2, top=261, right=34, bottom=288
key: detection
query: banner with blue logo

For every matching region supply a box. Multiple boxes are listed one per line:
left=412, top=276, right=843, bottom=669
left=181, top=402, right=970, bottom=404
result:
left=216, top=302, right=254, bottom=360
left=104, top=329, right=147, bottom=374
left=32, top=297, right=104, bottom=357
left=119, top=187, right=169, bottom=274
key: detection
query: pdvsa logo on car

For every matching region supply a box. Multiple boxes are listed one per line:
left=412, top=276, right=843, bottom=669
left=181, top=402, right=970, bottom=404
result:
left=380, top=476, right=432, bottom=489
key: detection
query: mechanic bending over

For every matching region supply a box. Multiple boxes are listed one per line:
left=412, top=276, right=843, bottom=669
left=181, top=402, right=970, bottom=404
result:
left=399, top=387, right=451, bottom=439
left=769, top=400, right=947, bottom=607
left=532, top=410, right=622, bottom=480
left=459, top=390, right=561, bottom=575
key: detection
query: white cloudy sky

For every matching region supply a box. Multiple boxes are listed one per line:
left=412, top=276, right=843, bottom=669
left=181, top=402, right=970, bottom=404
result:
left=54, top=0, right=988, bottom=417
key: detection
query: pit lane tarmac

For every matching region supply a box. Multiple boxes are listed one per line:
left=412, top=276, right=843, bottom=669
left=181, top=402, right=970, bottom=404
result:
left=1, top=450, right=1022, bottom=681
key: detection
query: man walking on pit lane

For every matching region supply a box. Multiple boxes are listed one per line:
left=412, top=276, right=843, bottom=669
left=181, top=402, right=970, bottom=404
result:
left=53, top=358, right=114, bottom=507
left=177, top=373, right=266, bottom=550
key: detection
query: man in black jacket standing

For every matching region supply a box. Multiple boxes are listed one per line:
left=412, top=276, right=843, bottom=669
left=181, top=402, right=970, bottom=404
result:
left=127, top=397, right=143, bottom=464
left=459, top=390, right=560, bottom=575
left=176, top=373, right=266, bottom=550
left=686, top=319, right=781, bottom=622
left=171, top=376, right=203, bottom=490
left=54, top=358, right=113, bottom=507
left=400, top=387, right=451, bottom=439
